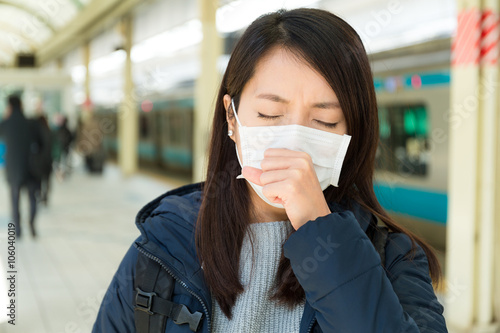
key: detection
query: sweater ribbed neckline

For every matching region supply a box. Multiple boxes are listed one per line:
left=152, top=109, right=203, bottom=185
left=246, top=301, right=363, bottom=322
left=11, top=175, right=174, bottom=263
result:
left=211, top=220, right=304, bottom=333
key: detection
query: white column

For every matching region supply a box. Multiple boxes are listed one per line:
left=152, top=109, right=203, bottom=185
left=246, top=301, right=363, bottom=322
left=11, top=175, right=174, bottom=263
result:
left=476, top=0, right=499, bottom=327
left=83, top=42, right=91, bottom=101
left=446, top=0, right=500, bottom=331
left=193, top=0, right=222, bottom=182
left=118, top=14, right=138, bottom=176
left=446, top=1, right=480, bottom=329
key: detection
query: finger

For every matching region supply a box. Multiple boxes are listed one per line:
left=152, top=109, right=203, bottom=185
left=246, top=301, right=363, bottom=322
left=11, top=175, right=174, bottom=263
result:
left=260, top=156, right=291, bottom=171
left=242, top=166, right=263, bottom=186
left=259, top=169, right=296, bottom=185
left=261, top=180, right=292, bottom=205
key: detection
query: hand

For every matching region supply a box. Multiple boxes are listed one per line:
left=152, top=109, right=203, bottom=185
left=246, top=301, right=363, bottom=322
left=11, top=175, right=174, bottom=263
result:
left=242, top=148, right=331, bottom=230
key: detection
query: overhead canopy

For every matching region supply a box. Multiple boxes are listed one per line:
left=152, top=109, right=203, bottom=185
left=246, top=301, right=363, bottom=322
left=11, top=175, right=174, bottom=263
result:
left=0, top=0, right=92, bottom=67
left=0, top=0, right=457, bottom=68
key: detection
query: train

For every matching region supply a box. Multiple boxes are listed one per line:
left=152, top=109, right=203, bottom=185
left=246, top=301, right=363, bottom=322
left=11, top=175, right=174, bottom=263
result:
left=94, top=37, right=451, bottom=250
left=370, top=38, right=450, bottom=250
left=94, top=87, right=194, bottom=176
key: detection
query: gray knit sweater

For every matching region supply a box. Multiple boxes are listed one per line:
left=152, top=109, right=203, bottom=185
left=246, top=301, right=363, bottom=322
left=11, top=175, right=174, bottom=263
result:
left=212, top=221, right=305, bottom=332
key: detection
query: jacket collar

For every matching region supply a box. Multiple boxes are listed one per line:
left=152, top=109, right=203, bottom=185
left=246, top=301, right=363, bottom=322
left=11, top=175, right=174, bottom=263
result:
left=135, top=182, right=372, bottom=232
left=135, top=182, right=209, bottom=300
left=135, top=183, right=374, bottom=309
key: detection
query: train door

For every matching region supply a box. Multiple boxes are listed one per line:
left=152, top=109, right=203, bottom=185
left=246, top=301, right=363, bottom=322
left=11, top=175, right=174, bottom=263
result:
left=154, top=110, right=164, bottom=167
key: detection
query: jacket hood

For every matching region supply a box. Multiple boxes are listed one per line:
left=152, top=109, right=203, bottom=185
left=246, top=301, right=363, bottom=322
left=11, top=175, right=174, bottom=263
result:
left=135, top=182, right=208, bottom=300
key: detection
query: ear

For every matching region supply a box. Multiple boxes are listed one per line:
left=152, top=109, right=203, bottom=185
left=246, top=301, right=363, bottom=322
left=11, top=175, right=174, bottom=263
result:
left=223, top=94, right=236, bottom=139
left=223, top=94, right=232, bottom=120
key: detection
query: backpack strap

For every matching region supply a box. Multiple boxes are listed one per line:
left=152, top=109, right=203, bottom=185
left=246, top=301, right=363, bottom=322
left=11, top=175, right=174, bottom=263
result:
left=134, top=253, right=203, bottom=332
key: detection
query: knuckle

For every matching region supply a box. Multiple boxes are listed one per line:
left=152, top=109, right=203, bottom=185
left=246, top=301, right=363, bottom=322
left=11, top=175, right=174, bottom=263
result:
left=298, top=156, right=310, bottom=168
left=285, top=181, right=296, bottom=194
left=298, top=151, right=310, bottom=160
left=292, top=168, right=303, bottom=180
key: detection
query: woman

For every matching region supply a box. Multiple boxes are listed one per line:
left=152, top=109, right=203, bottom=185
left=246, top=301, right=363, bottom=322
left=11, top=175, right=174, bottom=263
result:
left=93, top=8, right=447, bottom=333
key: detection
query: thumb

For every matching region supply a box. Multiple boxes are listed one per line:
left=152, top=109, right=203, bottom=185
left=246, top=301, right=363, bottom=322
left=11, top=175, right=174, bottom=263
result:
left=242, top=166, right=263, bottom=186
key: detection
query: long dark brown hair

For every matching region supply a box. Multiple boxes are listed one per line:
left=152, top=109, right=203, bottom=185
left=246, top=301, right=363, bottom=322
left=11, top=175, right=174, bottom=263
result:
left=196, top=8, right=442, bottom=319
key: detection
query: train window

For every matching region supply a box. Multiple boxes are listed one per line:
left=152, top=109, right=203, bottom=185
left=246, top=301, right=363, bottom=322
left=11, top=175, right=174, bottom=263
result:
left=167, top=112, right=184, bottom=145
left=140, top=114, right=149, bottom=139
left=376, top=104, right=429, bottom=176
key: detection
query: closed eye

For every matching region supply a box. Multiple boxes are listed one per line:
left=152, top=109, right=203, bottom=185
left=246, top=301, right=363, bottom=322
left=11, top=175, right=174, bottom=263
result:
left=257, top=112, right=282, bottom=120
left=314, top=120, right=338, bottom=128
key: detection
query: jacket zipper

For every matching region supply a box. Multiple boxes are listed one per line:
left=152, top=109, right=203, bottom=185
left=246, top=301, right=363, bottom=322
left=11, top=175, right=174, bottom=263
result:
left=306, top=317, right=315, bottom=333
left=135, top=244, right=212, bottom=332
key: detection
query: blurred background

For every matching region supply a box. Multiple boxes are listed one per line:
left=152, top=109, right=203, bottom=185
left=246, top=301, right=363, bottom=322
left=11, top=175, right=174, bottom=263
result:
left=0, top=0, right=499, bottom=332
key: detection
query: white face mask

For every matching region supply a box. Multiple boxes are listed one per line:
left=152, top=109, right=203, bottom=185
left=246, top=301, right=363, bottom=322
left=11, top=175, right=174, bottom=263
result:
left=231, top=99, right=351, bottom=209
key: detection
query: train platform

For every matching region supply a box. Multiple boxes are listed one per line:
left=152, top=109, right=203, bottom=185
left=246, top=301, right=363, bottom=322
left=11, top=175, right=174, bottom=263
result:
left=0, top=164, right=451, bottom=333
left=0, top=164, right=185, bottom=333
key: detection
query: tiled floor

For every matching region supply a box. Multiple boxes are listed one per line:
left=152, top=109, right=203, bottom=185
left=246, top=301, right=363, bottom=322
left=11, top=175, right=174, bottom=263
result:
left=0, top=164, right=183, bottom=333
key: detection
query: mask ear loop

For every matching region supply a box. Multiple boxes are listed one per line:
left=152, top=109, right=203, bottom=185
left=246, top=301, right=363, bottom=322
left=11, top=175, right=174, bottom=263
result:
left=230, top=98, right=246, bottom=180
left=231, top=99, right=243, bottom=127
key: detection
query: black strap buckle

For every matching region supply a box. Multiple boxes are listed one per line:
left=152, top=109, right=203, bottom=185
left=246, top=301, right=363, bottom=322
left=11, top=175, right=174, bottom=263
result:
left=173, top=304, right=203, bottom=332
left=135, top=288, right=157, bottom=315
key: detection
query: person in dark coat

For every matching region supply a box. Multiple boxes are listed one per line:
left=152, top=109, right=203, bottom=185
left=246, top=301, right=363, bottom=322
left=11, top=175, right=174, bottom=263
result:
left=93, top=8, right=447, bottom=332
left=52, top=115, right=74, bottom=178
left=35, top=114, right=53, bottom=205
left=0, top=95, right=43, bottom=238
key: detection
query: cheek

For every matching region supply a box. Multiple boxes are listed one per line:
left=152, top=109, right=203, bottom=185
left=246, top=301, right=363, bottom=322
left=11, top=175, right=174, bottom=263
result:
left=337, top=122, right=348, bottom=135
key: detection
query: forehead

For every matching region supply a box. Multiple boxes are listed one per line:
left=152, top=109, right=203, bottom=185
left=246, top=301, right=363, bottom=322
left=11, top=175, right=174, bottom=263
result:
left=243, top=47, right=337, bottom=99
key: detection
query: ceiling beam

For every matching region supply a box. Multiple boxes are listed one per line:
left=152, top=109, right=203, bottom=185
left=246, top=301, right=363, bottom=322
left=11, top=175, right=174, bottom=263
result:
left=36, top=0, right=142, bottom=66
left=0, top=1, right=57, bottom=33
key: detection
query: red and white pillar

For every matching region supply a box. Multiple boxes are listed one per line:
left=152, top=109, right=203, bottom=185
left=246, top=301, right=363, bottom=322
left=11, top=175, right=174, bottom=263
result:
left=446, top=0, right=500, bottom=331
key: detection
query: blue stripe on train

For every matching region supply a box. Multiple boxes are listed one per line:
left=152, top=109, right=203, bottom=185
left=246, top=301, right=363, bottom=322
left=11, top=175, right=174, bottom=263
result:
left=404, top=72, right=450, bottom=87
left=374, top=70, right=451, bottom=92
left=374, top=183, right=447, bottom=224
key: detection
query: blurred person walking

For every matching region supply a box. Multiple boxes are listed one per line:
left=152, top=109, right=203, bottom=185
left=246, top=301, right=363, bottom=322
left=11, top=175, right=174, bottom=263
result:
left=76, top=112, right=104, bottom=174
left=53, top=115, right=74, bottom=178
left=35, top=114, right=53, bottom=205
left=0, top=95, right=43, bottom=238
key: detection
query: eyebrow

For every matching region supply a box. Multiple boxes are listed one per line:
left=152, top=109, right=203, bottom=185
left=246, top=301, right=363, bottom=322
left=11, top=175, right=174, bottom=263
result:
left=256, top=93, right=340, bottom=109
left=312, top=101, right=341, bottom=109
left=256, top=93, right=289, bottom=103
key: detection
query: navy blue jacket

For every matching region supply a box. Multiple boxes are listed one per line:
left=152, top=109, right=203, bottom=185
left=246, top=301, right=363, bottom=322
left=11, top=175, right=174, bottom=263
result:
left=93, top=183, right=447, bottom=332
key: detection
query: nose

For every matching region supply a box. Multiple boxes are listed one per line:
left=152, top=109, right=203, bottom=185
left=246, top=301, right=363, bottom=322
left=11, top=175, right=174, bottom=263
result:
left=285, top=109, right=309, bottom=127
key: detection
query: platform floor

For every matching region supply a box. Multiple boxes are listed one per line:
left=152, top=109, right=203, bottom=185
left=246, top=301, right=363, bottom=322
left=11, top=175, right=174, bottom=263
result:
left=0, top=165, right=181, bottom=333
left=0, top=163, right=451, bottom=333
